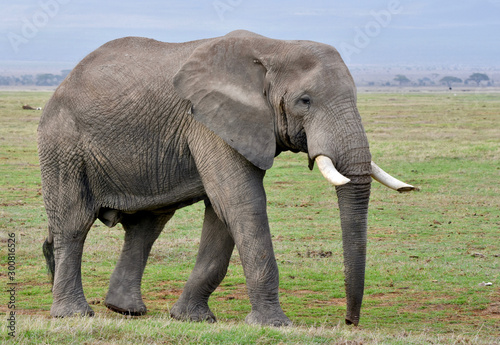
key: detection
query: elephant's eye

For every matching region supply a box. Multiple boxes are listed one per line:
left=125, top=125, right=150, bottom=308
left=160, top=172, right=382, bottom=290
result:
left=300, top=95, right=311, bottom=106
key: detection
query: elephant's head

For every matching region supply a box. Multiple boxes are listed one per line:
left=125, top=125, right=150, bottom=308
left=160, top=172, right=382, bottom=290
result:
left=174, top=30, right=416, bottom=325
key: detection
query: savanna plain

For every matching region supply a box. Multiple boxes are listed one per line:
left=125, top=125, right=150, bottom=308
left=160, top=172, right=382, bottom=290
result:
left=0, top=90, right=499, bottom=344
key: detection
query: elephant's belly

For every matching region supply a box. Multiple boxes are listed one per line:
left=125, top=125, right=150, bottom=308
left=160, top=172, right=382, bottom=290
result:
left=94, top=177, right=207, bottom=213
left=86, top=147, right=206, bottom=212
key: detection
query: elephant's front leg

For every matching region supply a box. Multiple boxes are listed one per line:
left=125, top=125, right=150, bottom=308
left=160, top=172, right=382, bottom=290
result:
left=104, top=211, right=173, bottom=315
left=170, top=201, right=235, bottom=322
left=191, top=142, right=291, bottom=326
left=230, top=198, right=291, bottom=327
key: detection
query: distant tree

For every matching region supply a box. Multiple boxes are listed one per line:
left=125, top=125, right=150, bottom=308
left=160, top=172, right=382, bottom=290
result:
left=21, top=75, right=35, bottom=85
left=36, top=74, right=54, bottom=86
left=467, top=73, right=489, bottom=86
left=394, top=74, right=411, bottom=86
left=60, top=69, right=72, bottom=79
left=36, top=73, right=64, bottom=86
left=440, top=76, right=462, bottom=88
left=0, top=76, right=13, bottom=86
left=0, top=70, right=70, bottom=87
left=418, top=77, right=433, bottom=86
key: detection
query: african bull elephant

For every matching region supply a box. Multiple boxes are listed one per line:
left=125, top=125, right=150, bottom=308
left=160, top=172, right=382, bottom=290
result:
left=39, top=30, right=416, bottom=326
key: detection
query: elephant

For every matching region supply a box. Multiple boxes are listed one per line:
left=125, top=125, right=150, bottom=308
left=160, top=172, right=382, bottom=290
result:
left=38, top=30, right=416, bottom=327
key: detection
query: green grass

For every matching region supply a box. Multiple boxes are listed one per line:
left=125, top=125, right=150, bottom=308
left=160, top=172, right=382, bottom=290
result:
left=1, top=91, right=499, bottom=344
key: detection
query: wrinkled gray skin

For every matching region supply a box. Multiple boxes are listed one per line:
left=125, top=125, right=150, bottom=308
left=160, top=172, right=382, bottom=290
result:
left=38, top=30, right=372, bottom=326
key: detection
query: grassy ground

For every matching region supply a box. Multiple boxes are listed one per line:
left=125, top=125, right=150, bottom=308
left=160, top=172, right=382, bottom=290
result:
left=0, top=90, right=499, bottom=344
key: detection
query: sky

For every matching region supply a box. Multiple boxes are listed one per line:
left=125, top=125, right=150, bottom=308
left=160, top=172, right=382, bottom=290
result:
left=1, top=0, right=500, bottom=74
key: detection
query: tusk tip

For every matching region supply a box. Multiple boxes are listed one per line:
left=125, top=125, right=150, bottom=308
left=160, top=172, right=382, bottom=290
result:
left=397, top=185, right=420, bottom=193
left=371, top=161, right=419, bottom=193
left=315, top=155, right=351, bottom=186
left=339, top=177, right=351, bottom=185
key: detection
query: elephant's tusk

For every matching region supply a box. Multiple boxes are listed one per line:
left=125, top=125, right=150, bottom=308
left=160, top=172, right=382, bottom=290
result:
left=371, top=161, right=419, bottom=193
left=316, top=155, right=351, bottom=186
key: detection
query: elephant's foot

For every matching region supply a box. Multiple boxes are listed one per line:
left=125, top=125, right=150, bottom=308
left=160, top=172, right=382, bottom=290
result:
left=170, top=300, right=216, bottom=323
left=50, top=299, right=94, bottom=318
left=104, top=290, right=147, bottom=316
left=245, top=308, right=292, bottom=327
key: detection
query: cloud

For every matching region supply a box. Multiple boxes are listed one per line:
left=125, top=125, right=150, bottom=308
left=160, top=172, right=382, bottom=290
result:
left=1, top=0, right=499, bottom=67
left=0, top=4, right=49, bottom=29
left=51, top=13, right=190, bottom=30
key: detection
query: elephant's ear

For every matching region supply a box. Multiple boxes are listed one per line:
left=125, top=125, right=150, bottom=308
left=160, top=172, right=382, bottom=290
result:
left=173, top=36, right=276, bottom=170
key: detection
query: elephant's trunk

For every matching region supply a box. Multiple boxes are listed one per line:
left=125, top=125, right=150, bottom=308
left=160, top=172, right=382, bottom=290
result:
left=306, top=102, right=372, bottom=325
left=335, top=181, right=370, bottom=326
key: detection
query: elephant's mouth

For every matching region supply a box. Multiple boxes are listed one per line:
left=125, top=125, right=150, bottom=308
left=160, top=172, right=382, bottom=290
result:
left=314, top=155, right=418, bottom=192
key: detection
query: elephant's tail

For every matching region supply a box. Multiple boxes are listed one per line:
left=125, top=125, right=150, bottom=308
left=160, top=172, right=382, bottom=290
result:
left=42, top=238, right=55, bottom=285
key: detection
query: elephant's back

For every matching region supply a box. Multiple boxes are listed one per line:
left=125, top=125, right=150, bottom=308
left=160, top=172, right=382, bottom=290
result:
left=37, top=36, right=210, bottom=210
left=38, top=36, right=209, bottom=138
left=69, top=36, right=207, bottom=88
left=51, top=36, right=206, bottom=115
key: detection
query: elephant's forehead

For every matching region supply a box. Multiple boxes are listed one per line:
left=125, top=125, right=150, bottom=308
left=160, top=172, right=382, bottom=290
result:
left=282, top=45, right=353, bottom=83
left=285, top=64, right=354, bottom=96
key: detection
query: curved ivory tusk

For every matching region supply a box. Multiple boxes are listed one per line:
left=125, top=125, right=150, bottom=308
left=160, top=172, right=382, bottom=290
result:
left=371, top=161, right=418, bottom=193
left=316, top=155, right=351, bottom=186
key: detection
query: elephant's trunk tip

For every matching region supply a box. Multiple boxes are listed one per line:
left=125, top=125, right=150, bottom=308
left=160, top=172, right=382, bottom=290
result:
left=345, top=316, right=360, bottom=326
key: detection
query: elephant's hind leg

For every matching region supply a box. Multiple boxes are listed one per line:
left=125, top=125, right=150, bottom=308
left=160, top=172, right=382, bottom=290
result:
left=46, top=182, right=97, bottom=317
left=170, top=201, right=234, bottom=323
left=104, top=211, right=172, bottom=316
